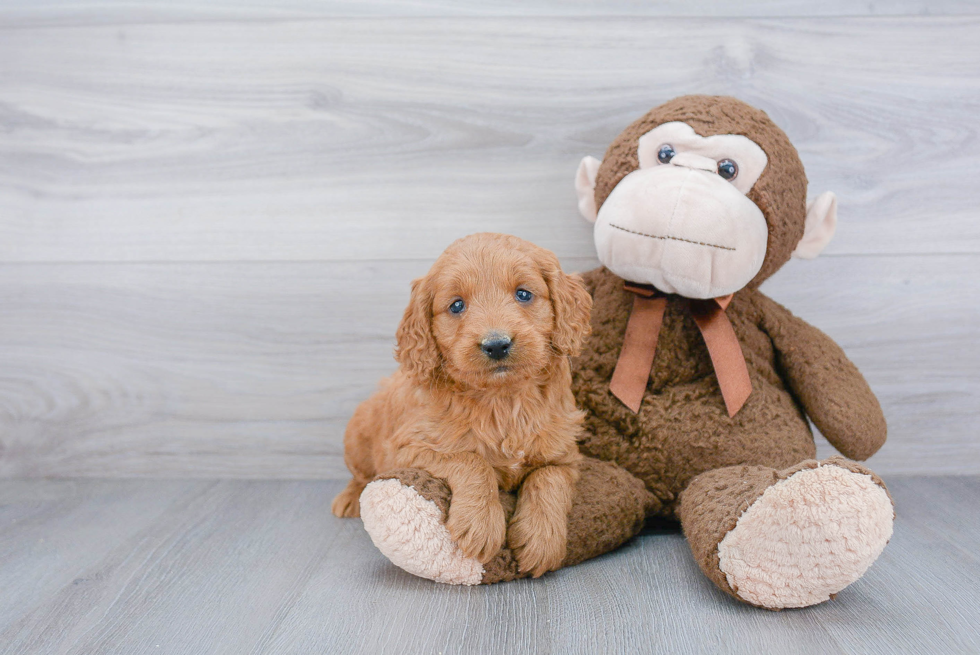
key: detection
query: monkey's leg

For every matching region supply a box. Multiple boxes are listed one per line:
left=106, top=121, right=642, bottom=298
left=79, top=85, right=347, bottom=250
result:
left=679, top=457, right=894, bottom=610
left=358, top=457, right=654, bottom=585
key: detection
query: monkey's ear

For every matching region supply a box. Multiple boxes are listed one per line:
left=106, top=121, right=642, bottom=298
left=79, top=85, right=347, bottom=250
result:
left=575, top=156, right=602, bottom=223
left=793, top=191, right=838, bottom=259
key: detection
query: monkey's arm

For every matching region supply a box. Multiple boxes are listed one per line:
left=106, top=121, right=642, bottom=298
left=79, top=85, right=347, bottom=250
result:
left=752, top=292, right=886, bottom=461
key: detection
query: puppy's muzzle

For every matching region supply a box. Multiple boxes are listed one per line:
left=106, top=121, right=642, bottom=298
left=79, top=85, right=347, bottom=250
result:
left=480, top=335, right=512, bottom=361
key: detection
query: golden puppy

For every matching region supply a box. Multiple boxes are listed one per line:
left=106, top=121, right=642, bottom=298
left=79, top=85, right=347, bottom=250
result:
left=331, top=233, right=592, bottom=577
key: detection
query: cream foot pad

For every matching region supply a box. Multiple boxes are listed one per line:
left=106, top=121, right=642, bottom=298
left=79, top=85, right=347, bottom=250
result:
left=359, top=479, right=484, bottom=585
left=717, top=464, right=894, bottom=609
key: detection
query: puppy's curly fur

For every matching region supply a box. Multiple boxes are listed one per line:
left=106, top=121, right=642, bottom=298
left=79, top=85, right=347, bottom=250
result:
left=332, top=233, right=593, bottom=577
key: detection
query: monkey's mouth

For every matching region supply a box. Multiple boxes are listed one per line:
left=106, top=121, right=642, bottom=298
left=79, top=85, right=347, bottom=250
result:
left=608, top=223, right=735, bottom=252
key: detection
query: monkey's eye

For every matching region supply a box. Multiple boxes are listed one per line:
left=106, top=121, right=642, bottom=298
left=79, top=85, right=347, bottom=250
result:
left=657, top=144, right=676, bottom=164
left=449, top=299, right=466, bottom=314
left=717, top=159, right=738, bottom=181
left=515, top=289, right=533, bottom=303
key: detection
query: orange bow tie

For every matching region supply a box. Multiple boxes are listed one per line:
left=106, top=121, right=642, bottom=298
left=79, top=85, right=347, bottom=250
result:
left=609, top=282, right=752, bottom=417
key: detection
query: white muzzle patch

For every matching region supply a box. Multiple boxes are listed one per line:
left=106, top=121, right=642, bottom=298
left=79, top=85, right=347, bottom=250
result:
left=593, top=165, right=768, bottom=298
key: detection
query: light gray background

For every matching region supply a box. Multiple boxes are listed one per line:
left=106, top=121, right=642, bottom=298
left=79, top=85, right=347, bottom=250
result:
left=2, top=1, right=978, bottom=479
left=1, top=2, right=978, bottom=654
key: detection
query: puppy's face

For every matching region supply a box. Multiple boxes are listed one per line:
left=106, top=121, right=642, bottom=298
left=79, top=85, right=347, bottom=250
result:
left=396, top=234, right=592, bottom=389
left=430, top=247, right=553, bottom=386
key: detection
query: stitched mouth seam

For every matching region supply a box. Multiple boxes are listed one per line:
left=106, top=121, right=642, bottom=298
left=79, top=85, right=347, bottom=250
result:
left=609, top=223, right=735, bottom=251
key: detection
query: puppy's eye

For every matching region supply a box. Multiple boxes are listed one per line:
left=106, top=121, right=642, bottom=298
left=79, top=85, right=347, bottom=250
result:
left=448, top=299, right=466, bottom=314
left=657, top=144, right=675, bottom=164
left=515, top=289, right=533, bottom=303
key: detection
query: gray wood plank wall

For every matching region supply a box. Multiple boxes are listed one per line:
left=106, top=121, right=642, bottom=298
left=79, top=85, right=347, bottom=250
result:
left=1, top=3, right=978, bottom=478
left=2, top=1, right=979, bottom=25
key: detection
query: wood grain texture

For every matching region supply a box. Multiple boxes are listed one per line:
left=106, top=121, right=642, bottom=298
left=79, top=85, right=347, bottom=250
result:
left=1, top=0, right=977, bottom=27
left=1, top=17, right=979, bottom=263
left=1, top=9, right=977, bottom=479
left=0, top=476, right=977, bottom=654
left=0, top=254, right=976, bottom=479
left=0, top=479, right=209, bottom=631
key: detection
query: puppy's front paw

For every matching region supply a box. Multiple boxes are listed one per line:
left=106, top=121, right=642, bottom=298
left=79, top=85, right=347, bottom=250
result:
left=445, top=497, right=507, bottom=564
left=508, top=512, right=567, bottom=578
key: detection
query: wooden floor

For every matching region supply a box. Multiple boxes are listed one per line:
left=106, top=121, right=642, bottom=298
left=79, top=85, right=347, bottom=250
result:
left=0, top=475, right=977, bottom=655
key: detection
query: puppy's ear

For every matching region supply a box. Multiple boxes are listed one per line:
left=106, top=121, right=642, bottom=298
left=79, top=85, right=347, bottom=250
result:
left=395, top=276, right=440, bottom=383
left=541, top=255, right=593, bottom=357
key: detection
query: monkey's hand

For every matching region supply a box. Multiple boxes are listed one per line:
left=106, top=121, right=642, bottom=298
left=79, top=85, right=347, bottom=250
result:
left=754, top=291, right=887, bottom=460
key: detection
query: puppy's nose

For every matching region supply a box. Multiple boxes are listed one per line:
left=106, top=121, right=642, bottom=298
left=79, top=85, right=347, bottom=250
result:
left=481, top=336, right=512, bottom=361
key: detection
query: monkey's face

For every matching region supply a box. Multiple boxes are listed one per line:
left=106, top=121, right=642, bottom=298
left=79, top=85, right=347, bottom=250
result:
left=577, top=97, right=839, bottom=295
left=590, top=121, right=771, bottom=299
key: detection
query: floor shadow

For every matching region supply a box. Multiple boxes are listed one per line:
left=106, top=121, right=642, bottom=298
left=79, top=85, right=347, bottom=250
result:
left=638, top=516, right=682, bottom=536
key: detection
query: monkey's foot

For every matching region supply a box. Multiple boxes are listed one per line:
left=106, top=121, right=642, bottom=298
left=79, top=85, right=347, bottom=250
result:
left=681, top=457, right=894, bottom=609
left=359, top=469, right=485, bottom=585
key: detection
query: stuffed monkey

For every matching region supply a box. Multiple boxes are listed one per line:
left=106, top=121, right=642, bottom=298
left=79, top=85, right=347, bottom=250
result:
left=357, top=95, right=893, bottom=610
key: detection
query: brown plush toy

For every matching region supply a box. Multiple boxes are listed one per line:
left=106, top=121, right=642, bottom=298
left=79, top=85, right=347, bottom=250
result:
left=357, top=95, right=894, bottom=610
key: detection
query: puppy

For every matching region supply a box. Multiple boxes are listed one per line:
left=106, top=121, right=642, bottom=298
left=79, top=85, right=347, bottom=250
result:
left=331, top=233, right=593, bottom=577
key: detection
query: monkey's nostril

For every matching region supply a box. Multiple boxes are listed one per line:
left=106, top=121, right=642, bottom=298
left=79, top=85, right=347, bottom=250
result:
left=481, top=336, right=512, bottom=361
